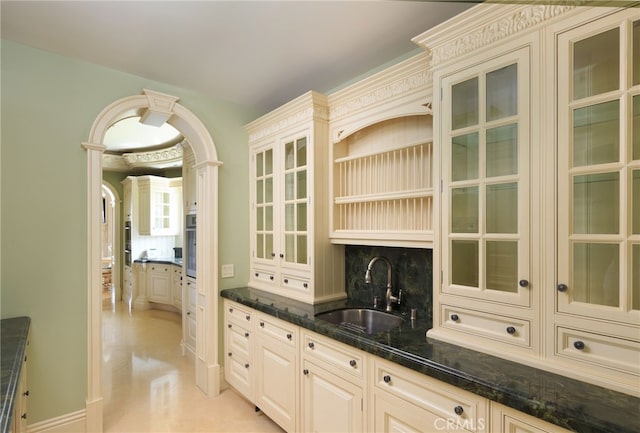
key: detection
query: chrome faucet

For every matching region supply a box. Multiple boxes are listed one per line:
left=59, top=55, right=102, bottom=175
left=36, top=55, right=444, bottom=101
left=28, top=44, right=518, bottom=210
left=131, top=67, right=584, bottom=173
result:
left=364, top=256, right=401, bottom=312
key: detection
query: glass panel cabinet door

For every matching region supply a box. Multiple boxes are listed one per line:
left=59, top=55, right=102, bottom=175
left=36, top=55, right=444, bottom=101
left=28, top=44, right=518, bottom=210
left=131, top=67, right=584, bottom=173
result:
left=557, top=18, right=640, bottom=324
left=441, top=47, right=531, bottom=306
left=254, top=148, right=274, bottom=262
left=282, top=136, right=308, bottom=266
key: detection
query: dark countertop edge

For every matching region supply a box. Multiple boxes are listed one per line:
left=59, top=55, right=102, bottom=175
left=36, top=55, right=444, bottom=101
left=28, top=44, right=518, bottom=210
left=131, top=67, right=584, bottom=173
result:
left=133, top=258, right=182, bottom=266
left=1, top=316, right=30, bottom=433
left=220, top=287, right=640, bottom=433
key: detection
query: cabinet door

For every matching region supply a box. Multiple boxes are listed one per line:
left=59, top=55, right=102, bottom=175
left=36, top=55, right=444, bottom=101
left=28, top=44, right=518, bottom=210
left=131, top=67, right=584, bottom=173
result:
left=281, top=135, right=309, bottom=269
left=491, top=402, right=569, bottom=433
left=253, top=145, right=276, bottom=266
left=556, top=13, right=640, bottom=326
left=302, top=360, right=363, bottom=433
left=441, top=47, right=531, bottom=307
left=147, top=266, right=171, bottom=303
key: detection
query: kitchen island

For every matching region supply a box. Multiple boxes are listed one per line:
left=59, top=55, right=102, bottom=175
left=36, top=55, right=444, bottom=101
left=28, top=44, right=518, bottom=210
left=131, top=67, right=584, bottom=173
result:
left=1, top=317, right=30, bottom=433
left=221, top=287, right=639, bottom=433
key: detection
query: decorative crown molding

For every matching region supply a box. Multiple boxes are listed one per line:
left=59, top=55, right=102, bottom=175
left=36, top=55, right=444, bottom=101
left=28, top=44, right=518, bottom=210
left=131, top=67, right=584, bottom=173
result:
left=102, top=142, right=184, bottom=171
left=429, top=5, right=574, bottom=66
left=247, top=103, right=330, bottom=143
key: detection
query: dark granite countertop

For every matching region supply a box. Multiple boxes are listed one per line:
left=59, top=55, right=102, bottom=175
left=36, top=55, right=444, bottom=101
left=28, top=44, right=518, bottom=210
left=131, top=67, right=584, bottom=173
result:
left=221, top=287, right=639, bottom=433
left=1, top=317, right=30, bottom=433
left=133, top=257, right=182, bottom=266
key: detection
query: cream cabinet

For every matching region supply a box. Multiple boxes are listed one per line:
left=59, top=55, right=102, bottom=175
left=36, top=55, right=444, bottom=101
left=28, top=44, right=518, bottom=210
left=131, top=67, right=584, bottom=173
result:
left=184, top=277, right=197, bottom=356
left=146, top=264, right=172, bottom=304
left=490, top=402, right=570, bottom=433
left=254, top=312, right=299, bottom=432
left=182, top=143, right=197, bottom=214
left=171, top=265, right=182, bottom=310
left=301, top=331, right=365, bottom=433
left=137, top=175, right=182, bottom=236
left=223, top=299, right=254, bottom=401
left=414, top=3, right=640, bottom=396
left=370, top=358, right=487, bottom=433
left=12, top=340, right=29, bottom=433
left=246, top=91, right=344, bottom=304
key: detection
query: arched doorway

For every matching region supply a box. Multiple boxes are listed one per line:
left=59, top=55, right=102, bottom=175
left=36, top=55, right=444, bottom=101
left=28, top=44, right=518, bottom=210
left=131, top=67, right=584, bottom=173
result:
left=101, top=182, right=120, bottom=308
left=82, top=89, right=222, bottom=432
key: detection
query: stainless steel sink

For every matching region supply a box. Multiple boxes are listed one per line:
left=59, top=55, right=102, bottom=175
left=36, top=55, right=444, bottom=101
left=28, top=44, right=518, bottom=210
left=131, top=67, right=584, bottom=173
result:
left=314, top=308, right=404, bottom=334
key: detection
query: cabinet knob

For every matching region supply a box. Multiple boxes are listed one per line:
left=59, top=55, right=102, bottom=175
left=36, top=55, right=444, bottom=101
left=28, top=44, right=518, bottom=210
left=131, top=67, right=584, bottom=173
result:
left=286, top=333, right=292, bottom=340
left=269, top=276, right=274, bottom=281
left=229, top=307, right=233, bottom=313
left=271, top=252, right=276, bottom=257
left=574, top=340, right=585, bottom=350
left=303, top=282, right=308, bottom=288
left=284, top=279, right=289, bottom=284
left=308, top=342, right=315, bottom=349
left=21, top=413, right=27, bottom=420
left=23, top=390, right=29, bottom=397
left=254, top=272, right=259, bottom=277
left=506, top=326, right=516, bottom=335
left=454, top=406, right=464, bottom=416
left=383, top=375, right=392, bottom=384
left=303, top=369, right=309, bottom=376
left=519, top=279, right=529, bottom=287
left=557, top=283, right=568, bottom=292
left=245, top=363, right=250, bottom=369
left=187, top=312, right=191, bottom=315
left=244, top=332, right=249, bottom=338
left=450, top=314, right=459, bottom=322
left=228, top=352, right=232, bottom=357
left=349, top=359, right=357, bottom=368
left=260, top=322, right=265, bottom=328
left=227, top=324, right=232, bottom=328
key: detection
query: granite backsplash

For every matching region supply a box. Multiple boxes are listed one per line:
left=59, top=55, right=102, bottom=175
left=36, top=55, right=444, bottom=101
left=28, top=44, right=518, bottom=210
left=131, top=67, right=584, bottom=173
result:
left=344, top=245, right=432, bottom=326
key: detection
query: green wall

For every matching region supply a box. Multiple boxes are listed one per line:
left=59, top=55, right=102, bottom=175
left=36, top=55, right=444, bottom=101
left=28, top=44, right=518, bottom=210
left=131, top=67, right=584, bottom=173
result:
left=1, top=40, right=259, bottom=423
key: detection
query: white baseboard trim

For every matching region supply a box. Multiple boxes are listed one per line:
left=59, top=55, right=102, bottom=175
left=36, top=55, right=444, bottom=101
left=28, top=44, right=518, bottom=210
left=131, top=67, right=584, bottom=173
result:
left=27, top=409, right=85, bottom=433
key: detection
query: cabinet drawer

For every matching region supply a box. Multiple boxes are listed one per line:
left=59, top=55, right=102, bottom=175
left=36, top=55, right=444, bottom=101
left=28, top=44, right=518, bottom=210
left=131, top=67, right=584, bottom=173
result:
left=227, top=321, right=251, bottom=359
left=373, top=358, right=487, bottom=432
left=252, top=269, right=276, bottom=284
left=556, top=326, right=640, bottom=375
left=441, top=305, right=530, bottom=347
left=302, top=331, right=364, bottom=381
left=256, top=313, right=298, bottom=348
left=281, top=274, right=311, bottom=293
left=225, top=300, right=253, bottom=325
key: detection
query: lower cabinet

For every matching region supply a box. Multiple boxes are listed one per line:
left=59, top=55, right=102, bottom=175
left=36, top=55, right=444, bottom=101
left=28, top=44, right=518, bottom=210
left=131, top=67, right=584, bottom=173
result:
left=184, top=277, right=197, bottom=356
left=222, top=301, right=571, bottom=433
left=171, top=266, right=182, bottom=310
left=12, top=341, right=29, bottom=433
left=147, top=265, right=171, bottom=303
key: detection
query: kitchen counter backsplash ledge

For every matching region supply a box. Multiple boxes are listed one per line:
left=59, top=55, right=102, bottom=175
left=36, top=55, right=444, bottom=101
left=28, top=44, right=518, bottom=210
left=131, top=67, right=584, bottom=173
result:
left=220, top=286, right=639, bottom=433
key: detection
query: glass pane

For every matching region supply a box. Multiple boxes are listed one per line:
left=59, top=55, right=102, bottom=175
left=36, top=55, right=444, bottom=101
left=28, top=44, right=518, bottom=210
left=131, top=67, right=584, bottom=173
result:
left=452, top=240, right=479, bottom=287
left=265, top=178, right=273, bottom=203
left=486, top=63, right=517, bottom=121
left=451, top=187, right=479, bottom=233
left=297, top=203, right=307, bottom=231
left=573, top=243, right=619, bottom=307
left=634, top=170, right=640, bottom=234
left=257, top=234, right=264, bottom=259
left=297, top=137, right=307, bottom=167
left=634, top=95, right=640, bottom=160
left=451, top=133, right=479, bottom=181
left=486, top=241, right=518, bottom=293
left=256, top=207, right=263, bottom=231
left=265, top=234, right=273, bottom=259
left=265, top=206, right=273, bottom=231
left=486, top=183, right=518, bottom=234
left=285, top=204, right=294, bottom=231
left=297, top=235, right=307, bottom=264
left=285, top=173, right=294, bottom=201
left=573, top=28, right=619, bottom=100
left=285, top=234, right=294, bottom=262
left=265, top=149, right=273, bottom=175
left=633, top=244, right=640, bottom=310
left=285, top=141, right=294, bottom=170
left=256, top=152, right=264, bottom=177
left=635, top=21, right=640, bottom=85
left=573, top=101, right=619, bottom=167
left=573, top=172, right=619, bottom=234
left=452, top=77, right=479, bottom=130
left=256, top=179, right=263, bottom=204
left=297, top=170, right=307, bottom=199
left=486, top=124, right=518, bottom=177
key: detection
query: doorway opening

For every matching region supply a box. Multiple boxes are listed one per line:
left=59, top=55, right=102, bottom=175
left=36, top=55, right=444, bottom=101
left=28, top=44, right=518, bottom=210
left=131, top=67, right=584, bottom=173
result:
left=83, top=89, right=223, bottom=432
left=101, top=183, right=119, bottom=309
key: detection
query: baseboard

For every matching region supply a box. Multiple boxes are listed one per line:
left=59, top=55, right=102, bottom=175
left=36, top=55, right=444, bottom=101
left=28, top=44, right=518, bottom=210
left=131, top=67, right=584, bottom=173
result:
left=27, top=409, right=85, bottom=433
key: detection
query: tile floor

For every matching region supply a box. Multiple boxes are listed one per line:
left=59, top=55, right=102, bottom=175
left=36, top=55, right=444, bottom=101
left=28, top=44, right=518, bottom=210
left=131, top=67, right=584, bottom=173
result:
left=102, top=301, right=284, bottom=433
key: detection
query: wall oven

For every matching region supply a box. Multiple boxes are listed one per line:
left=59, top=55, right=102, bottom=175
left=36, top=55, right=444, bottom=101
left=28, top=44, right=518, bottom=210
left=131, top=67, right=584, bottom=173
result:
left=185, top=214, right=196, bottom=278
left=124, top=220, right=132, bottom=266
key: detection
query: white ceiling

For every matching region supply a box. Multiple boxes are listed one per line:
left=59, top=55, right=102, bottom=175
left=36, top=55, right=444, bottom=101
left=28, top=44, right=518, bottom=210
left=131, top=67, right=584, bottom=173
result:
left=0, top=0, right=476, bottom=115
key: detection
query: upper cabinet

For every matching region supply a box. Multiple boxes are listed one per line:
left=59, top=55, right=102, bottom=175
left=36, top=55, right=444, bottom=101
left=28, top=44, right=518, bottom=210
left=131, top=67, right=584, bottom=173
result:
left=137, top=175, right=182, bottom=236
left=415, top=3, right=640, bottom=396
left=182, top=143, right=197, bottom=214
left=328, top=52, right=434, bottom=248
left=246, top=91, right=345, bottom=304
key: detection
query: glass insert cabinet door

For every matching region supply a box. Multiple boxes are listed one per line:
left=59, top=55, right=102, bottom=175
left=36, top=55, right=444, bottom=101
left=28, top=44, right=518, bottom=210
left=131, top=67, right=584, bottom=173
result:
left=557, top=18, right=640, bottom=324
left=253, top=146, right=274, bottom=262
left=441, top=47, right=531, bottom=306
left=282, top=136, right=309, bottom=266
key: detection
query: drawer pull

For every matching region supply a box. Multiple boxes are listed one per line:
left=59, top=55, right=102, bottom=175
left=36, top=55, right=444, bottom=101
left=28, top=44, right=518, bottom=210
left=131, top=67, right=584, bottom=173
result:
left=246, top=315, right=251, bottom=321
left=450, top=314, right=459, bottom=322
left=308, top=342, right=315, bottom=349
left=254, top=272, right=258, bottom=277
left=260, top=322, right=265, bottom=328
left=303, top=369, right=309, bottom=375
left=269, top=276, right=274, bottom=281
left=245, top=363, right=250, bottom=369
left=454, top=405, right=464, bottom=416
left=519, top=279, right=529, bottom=287
left=287, top=333, right=292, bottom=340
left=21, top=413, right=27, bottom=420
left=574, top=340, right=585, bottom=350
left=228, top=352, right=232, bottom=357
left=280, top=253, right=284, bottom=258
left=227, top=324, right=232, bottom=328
left=557, top=283, right=568, bottom=292
left=229, top=307, right=233, bottom=313
left=244, top=332, right=249, bottom=338
left=506, top=326, right=516, bottom=335
left=23, top=390, right=29, bottom=397
left=383, top=375, right=392, bottom=384
left=303, top=282, right=308, bottom=288
left=349, top=359, right=357, bottom=368
left=284, top=278, right=289, bottom=284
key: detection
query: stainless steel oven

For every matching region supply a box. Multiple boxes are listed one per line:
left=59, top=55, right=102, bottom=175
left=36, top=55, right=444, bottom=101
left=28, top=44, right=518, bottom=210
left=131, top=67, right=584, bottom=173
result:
left=124, top=220, right=132, bottom=266
left=185, top=214, right=196, bottom=278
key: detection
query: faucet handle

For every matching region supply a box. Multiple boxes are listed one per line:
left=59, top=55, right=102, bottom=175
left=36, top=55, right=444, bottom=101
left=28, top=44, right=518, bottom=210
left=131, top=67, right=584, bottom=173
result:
left=373, top=296, right=382, bottom=308
left=396, top=289, right=403, bottom=305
